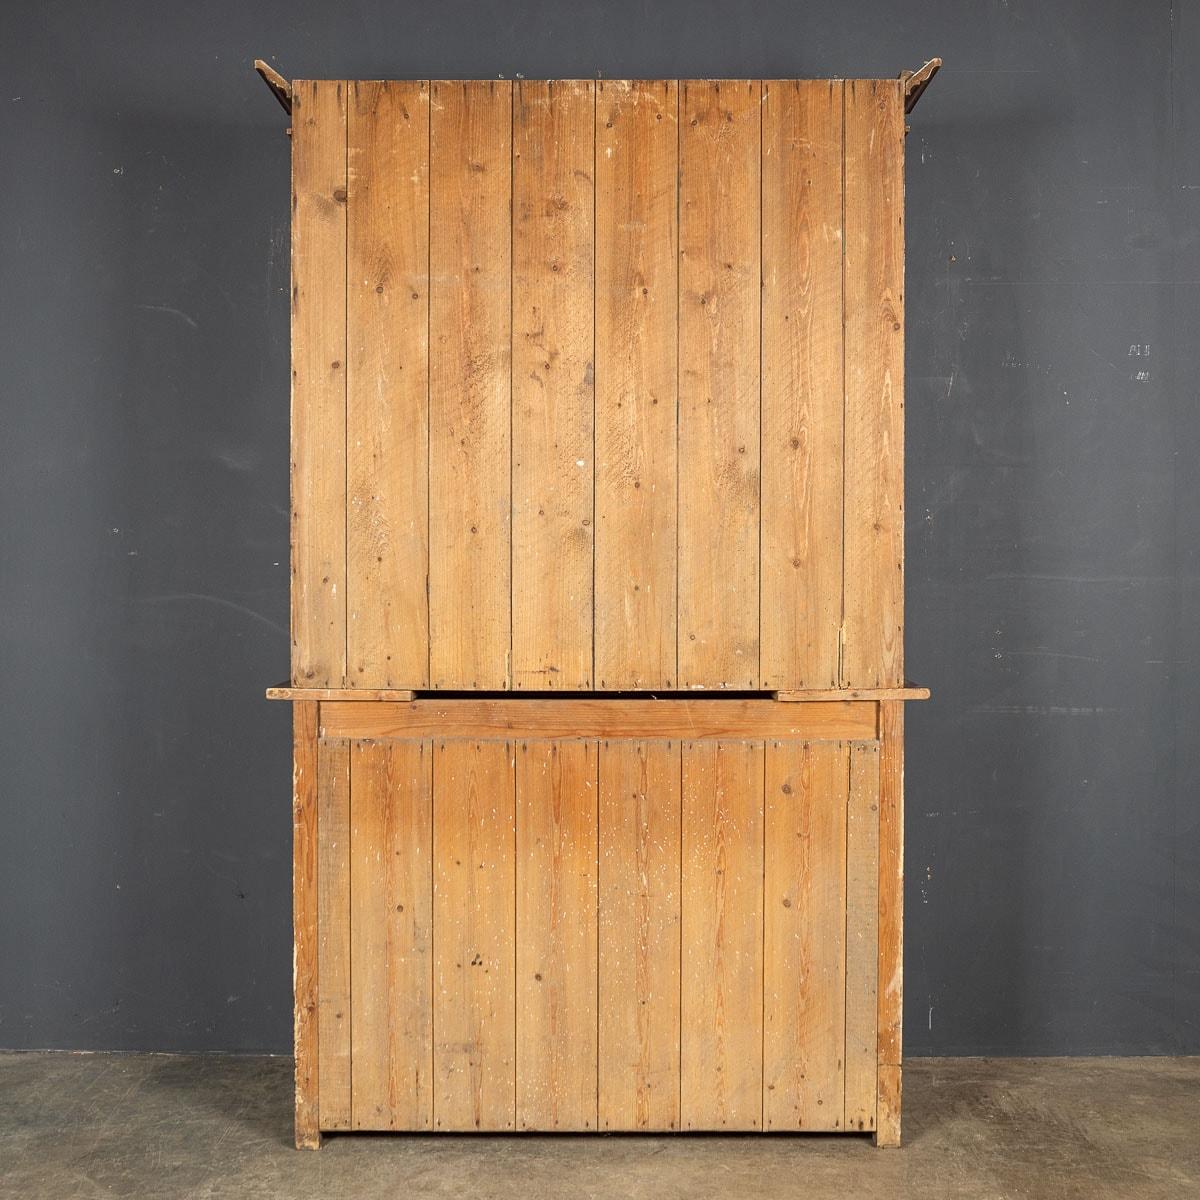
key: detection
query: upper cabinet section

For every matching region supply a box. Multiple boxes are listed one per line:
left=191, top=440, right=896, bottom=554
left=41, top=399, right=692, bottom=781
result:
left=289, top=78, right=905, bottom=691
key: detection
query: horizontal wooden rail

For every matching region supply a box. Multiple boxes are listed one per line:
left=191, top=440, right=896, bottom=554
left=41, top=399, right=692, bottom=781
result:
left=319, top=698, right=878, bottom=741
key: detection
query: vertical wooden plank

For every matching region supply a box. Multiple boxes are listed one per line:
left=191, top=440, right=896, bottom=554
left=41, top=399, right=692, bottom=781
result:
left=875, top=700, right=904, bottom=1146
left=292, top=702, right=321, bottom=1149
left=291, top=80, right=347, bottom=687
left=346, top=81, right=430, bottom=689
left=761, top=80, right=844, bottom=689
left=845, top=740, right=880, bottom=1131
left=316, top=735, right=351, bottom=1129
left=842, top=79, right=905, bottom=688
left=763, top=739, right=848, bottom=1130
left=597, top=740, right=681, bottom=1131
left=512, top=80, right=595, bottom=690
left=429, top=81, right=513, bottom=688
left=677, top=80, right=761, bottom=689
left=350, top=740, right=433, bottom=1130
left=432, top=740, right=516, bottom=1130
left=680, top=740, right=764, bottom=1129
left=515, top=740, right=598, bottom=1129
left=594, top=80, right=678, bottom=689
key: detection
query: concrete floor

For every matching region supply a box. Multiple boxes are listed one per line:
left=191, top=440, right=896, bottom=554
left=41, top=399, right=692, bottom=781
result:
left=1, top=1054, right=1197, bottom=1199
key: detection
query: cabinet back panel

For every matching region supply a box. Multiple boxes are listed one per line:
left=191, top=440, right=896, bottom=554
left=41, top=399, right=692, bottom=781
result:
left=290, top=78, right=905, bottom=691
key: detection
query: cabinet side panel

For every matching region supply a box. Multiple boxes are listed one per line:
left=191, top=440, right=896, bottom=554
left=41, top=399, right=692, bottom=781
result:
left=763, top=739, right=848, bottom=1130
left=677, top=79, right=761, bottom=688
left=515, top=740, right=599, bottom=1129
left=594, top=80, right=679, bottom=689
left=842, top=79, right=904, bottom=687
left=680, top=740, right=764, bottom=1129
left=598, top=739, right=681, bottom=1131
left=760, top=80, right=844, bottom=689
left=876, top=700, right=904, bottom=1145
left=350, top=740, right=434, bottom=1130
left=845, top=740, right=880, bottom=1131
left=293, top=702, right=320, bottom=1148
left=429, top=81, right=513, bottom=688
left=291, top=80, right=348, bottom=686
left=346, top=81, right=430, bottom=688
left=432, top=740, right=516, bottom=1129
left=316, top=736, right=352, bottom=1128
left=512, top=80, right=595, bottom=690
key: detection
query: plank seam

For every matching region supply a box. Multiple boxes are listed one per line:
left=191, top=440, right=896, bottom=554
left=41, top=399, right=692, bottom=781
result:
left=343, top=81, right=350, bottom=688
left=513, top=82, right=518, bottom=696
left=426, top=85, right=433, bottom=691
left=757, top=80, right=764, bottom=691
left=839, top=80, right=848, bottom=689
left=675, top=80, right=682, bottom=690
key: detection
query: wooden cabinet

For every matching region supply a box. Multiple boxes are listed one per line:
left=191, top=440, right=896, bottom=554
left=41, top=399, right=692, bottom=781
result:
left=263, top=61, right=937, bottom=1149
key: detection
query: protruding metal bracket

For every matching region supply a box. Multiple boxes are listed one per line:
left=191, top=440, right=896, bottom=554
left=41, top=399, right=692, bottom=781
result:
left=255, top=58, right=292, bottom=115
left=901, top=57, right=941, bottom=114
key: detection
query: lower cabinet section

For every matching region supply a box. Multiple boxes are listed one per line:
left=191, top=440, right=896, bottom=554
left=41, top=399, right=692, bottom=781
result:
left=303, top=717, right=885, bottom=1135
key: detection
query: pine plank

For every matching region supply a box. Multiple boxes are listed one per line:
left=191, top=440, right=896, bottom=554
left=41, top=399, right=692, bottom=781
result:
left=842, top=79, right=905, bottom=687
left=349, top=740, right=433, bottom=1130
left=321, top=697, right=877, bottom=742
left=761, top=80, right=844, bottom=689
left=290, top=79, right=347, bottom=687
left=680, top=739, right=765, bottom=1129
left=429, top=81, right=513, bottom=688
left=678, top=79, right=761, bottom=689
left=844, top=740, right=880, bottom=1131
left=763, top=739, right=848, bottom=1130
left=515, top=740, right=598, bottom=1129
left=346, top=81, right=430, bottom=689
left=594, top=80, right=678, bottom=689
left=432, top=739, right=516, bottom=1130
left=875, top=700, right=904, bottom=1146
left=316, top=736, right=351, bottom=1129
left=598, top=739, right=681, bottom=1131
left=292, top=702, right=320, bottom=1148
left=512, top=80, right=595, bottom=690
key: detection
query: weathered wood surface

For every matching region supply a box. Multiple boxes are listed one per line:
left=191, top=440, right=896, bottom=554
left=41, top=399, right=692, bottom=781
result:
left=320, top=698, right=877, bottom=742
left=290, top=80, right=347, bottom=688
left=288, top=77, right=911, bottom=697
left=597, top=740, right=681, bottom=1130
left=516, top=740, right=598, bottom=1129
left=301, top=723, right=887, bottom=1135
left=428, top=81, right=512, bottom=689
left=292, top=702, right=320, bottom=1149
left=512, top=80, right=595, bottom=690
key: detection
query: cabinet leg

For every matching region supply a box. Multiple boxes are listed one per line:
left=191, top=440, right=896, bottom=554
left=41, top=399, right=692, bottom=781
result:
left=874, top=1063, right=902, bottom=1147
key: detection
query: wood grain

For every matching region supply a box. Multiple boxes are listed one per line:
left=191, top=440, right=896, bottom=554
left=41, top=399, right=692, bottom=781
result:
left=432, top=739, right=516, bottom=1129
left=349, top=740, right=433, bottom=1130
left=429, top=80, right=512, bottom=688
left=875, top=699, right=904, bottom=1146
left=761, top=80, right=844, bottom=689
left=680, top=739, right=764, bottom=1129
left=844, top=740, right=880, bottom=1131
left=512, top=80, right=595, bottom=690
left=515, top=740, right=598, bottom=1129
left=678, top=79, right=760, bottom=689
left=764, top=739, right=848, bottom=1130
left=292, top=702, right=320, bottom=1148
left=842, top=79, right=905, bottom=688
left=291, top=79, right=347, bottom=687
left=321, top=698, right=877, bottom=742
left=346, top=81, right=430, bottom=689
left=598, top=739, right=681, bottom=1130
left=594, top=80, right=678, bottom=689
left=316, top=736, right=351, bottom=1128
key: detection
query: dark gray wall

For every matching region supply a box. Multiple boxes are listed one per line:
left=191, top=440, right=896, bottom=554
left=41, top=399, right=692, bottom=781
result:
left=1, top=0, right=1196, bottom=1056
